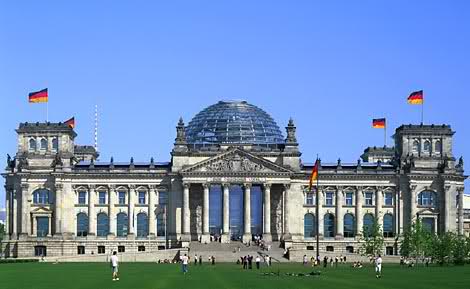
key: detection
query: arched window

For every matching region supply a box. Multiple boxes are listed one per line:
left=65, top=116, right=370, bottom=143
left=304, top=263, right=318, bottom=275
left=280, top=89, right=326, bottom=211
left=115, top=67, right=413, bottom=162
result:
left=343, top=213, right=355, bottom=238
left=156, top=213, right=165, bottom=237
left=363, top=213, right=375, bottom=237
left=304, top=213, right=316, bottom=238
left=323, top=213, right=335, bottom=238
left=383, top=214, right=394, bottom=238
left=137, top=213, right=149, bottom=237
left=97, top=213, right=109, bottom=237
left=33, top=189, right=50, bottom=204
left=52, top=138, right=59, bottom=151
left=423, top=140, right=431, bottom=154
left=29, top=139, right=37, bottom=151
left=117, top=213, right=128, bottom=237
left=77, top=213, right=89, bottom=237
left=435, top=140, right=442, bottom=154
left=418, top=191, right=436, bottom=207
left=40, top=138, right=48, bottom=150
left=412, top=140, right=420, bottom=154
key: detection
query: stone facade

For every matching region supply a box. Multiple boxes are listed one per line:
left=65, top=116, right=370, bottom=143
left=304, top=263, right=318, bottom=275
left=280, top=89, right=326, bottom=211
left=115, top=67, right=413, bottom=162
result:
left=1, top=102, right=467, bottom=258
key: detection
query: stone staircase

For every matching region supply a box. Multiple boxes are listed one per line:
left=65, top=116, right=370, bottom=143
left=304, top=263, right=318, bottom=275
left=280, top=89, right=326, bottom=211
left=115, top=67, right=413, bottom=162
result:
left=188, top=241, right=289, bottom=263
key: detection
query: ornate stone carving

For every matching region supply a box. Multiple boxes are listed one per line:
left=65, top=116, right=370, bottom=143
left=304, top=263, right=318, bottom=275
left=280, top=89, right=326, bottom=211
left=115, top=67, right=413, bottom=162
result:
left=206, top=153, right=264, bottom=172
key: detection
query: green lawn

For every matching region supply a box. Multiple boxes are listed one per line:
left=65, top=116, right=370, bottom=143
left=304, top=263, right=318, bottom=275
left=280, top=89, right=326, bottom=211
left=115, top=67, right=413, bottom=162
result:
left=0, top=262, right=469, bottom=289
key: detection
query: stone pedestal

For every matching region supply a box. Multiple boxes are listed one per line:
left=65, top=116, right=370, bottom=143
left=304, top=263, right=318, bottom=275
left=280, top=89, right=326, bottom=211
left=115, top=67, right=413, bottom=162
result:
left=221, top=233, right=231, bottom=243
left=242, top=233, right=252, bottom=244
left=200, top=234, right=211, bottom=244
left=262, top=233, right=272, bottom=243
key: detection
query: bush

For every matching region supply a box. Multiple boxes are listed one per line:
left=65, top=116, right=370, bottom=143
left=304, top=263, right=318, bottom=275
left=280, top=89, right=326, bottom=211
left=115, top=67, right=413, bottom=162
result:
left=0, top=259, right=40, bottom=264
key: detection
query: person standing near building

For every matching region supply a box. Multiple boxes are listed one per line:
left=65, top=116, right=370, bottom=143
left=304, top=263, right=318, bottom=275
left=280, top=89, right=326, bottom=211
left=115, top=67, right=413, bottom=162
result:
left=194, top=254, right=198, bottom=265
left=255, top=256, right=261, bottom=269
left=110, top=251, right=119, bottom=281
left=181, top=254, right=189, bottom=274
left=375, top=255, right=382, bottom=278
left=303, top=255, right=308, bottom=266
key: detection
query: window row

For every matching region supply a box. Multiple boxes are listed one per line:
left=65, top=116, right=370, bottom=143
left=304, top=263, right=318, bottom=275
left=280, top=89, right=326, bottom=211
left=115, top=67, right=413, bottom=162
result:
left=303, top=213, right=395, bottom=239
left=76, top=191, right=168, bottom=205
left=411, top=139, right=442, bottom=155
left=28, top=137, right=59, bottom=152
left=304, top=192, right=395, bottom=206
left=30, top=189, right=168, bottom=205
left=76, top=212, right=166, bottom=237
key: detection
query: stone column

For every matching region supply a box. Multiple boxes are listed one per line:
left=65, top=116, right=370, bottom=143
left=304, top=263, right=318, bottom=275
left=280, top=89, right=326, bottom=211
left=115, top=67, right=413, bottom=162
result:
left=20, top=183, right=30, bottom=238
left=410, top=185, right=418, bottom=222
left=182, top=183, right=191, bottom=238
left=201, top=183, right=210, bottom=243
left=128, top=185, right=136, bottom=237
left=376, top=187, right=383, bottom=229
left=458, top=188, right=464, bottom=235
left=108, top=186, right=117, bottom=237
left=12, top=190, right=18, bottom=239
left=242, top=183, right=252, bottom=243
left=5, top=188, right=10, bottom=237
left=88, top=185, right=96, bottom=237
left=32, top=216, right=37, bottom=236
left=282, top=184, right=292, bottom=241
left=317, top=188, right=324, bottom=238
left=335, top=186, right=344, bottom=239
left=54, top=183, right=63, bottom=237
left=356, top=187, right=363, bottom=237
left=263, top=183, right=272, bottom=242
left=221, top=183, right=230, bottom=243
left=148, top=186, right=157, bottom=237
left=48, top=215, right=52, bottom=236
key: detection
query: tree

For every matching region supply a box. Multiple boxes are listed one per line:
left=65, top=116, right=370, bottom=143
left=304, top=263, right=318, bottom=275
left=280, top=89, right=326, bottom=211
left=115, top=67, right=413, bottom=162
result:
left=452, top=235, right=469, bottom=265
left=359, top=217, right=384, bottom=256
left=399, top=219, right=432, bottom=265
left=429, top=231, right=455, bottom=265
left=0, top=223, right=4, bottom=241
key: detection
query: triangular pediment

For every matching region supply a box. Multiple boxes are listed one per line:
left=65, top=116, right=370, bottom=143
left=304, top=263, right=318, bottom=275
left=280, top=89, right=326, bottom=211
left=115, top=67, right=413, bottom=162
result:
left=181, top=147, right=294, bottom=175
left=31, top=206, right=52, bottom=214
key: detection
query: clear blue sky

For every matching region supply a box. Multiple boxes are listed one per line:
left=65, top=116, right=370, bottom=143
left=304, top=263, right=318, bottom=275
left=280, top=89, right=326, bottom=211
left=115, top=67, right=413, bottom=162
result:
left=1, top=1, right=469, bottom=208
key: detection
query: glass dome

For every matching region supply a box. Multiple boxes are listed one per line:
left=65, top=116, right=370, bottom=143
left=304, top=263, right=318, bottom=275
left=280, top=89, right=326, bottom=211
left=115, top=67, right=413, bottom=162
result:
left=185, top=100, right=284, bottom=146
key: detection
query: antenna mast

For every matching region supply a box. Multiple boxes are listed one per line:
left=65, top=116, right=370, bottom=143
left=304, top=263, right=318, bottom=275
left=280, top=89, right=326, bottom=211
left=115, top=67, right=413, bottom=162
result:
left=94, top=104, right=99, bottom=152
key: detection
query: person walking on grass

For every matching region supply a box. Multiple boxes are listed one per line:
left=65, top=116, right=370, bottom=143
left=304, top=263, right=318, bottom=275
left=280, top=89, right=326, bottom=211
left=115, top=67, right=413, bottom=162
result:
left=181, top=254, right=189, bottom=274
left=110, top=251, right=119, bottom=281
left=375, top=254, right=382, bottom=278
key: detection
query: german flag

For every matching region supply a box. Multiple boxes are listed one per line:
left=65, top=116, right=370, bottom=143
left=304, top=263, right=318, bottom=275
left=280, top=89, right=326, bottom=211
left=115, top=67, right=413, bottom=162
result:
left=407, top=90, right=424, bottom=105
left=308, top=159, right=319, bottom=191
left=372, top=118, right=386, bottom=129
left=64, top=117, right=75, bottom=128
left=28, top=88, right=48, bottom=103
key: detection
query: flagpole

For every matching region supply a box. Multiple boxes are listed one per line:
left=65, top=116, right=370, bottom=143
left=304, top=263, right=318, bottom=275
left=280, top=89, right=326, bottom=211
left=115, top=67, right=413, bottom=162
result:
left=384, top=125, right=387, bottom=147
left=315, top=157, right=320, bottom=260
left=46, top=101, right=49, bottom=122
left=421, top=101, right=424, bottom=125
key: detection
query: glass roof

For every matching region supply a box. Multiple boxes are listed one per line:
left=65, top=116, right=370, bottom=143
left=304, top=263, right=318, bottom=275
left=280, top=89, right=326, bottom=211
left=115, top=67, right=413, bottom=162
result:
left=185, top=100, right=284, bottom=145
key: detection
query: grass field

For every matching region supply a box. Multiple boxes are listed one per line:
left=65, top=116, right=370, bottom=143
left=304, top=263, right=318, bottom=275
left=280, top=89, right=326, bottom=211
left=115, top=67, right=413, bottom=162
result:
left=0, top=262, right=469, bottom=289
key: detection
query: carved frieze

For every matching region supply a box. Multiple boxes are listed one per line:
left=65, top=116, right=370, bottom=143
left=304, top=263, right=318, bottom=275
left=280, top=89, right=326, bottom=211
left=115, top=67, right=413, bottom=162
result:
left=206, top=153, right=264, bottom=172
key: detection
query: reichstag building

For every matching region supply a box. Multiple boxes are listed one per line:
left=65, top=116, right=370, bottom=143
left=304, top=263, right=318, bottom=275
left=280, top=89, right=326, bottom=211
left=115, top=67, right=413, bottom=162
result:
left=2, top=100, right=467, bottom=258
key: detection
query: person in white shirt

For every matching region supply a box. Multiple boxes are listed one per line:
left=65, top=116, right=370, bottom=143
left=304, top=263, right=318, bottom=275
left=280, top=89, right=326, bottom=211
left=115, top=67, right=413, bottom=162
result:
left=181, top=254, right=189, bottom=274
left=255, top=256, right=261, bottom=269
left=375, top=255, right=382, bottom=278
left=110, top=251, right=119, bottom=281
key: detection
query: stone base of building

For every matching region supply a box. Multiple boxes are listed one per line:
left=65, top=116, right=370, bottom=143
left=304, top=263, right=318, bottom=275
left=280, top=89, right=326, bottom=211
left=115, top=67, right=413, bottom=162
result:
left=242, top=234, right=252, bottom=244
left=200, top=234, right=211, bottom=244
left=220, top=234, right=230, bottom=243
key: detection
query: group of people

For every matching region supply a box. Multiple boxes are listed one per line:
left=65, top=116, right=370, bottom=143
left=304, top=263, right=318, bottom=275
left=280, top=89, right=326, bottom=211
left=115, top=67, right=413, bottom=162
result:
left=302, top=255, right=348, bottom=267
left=236, top=254, right=271, bottom=269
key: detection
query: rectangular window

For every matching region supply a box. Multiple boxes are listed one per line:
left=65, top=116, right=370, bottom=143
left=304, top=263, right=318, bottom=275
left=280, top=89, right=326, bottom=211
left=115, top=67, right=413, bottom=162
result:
left=98, top=192, right=106, bottom=205
left=77, top=246, right=85, bottom=255
left=305, top=193, right=314, bottom=205
left=138, top=191, right=146, bottom=205
left=138, top=246, right=145, bottom=252
left=118, top=246, right=125, bottom=253
left=345, top=192, right=353, bottom=206
left=36, top=217, right=49, bottom=237
left=78, top=191, right=87, bottom=205
left=98, top=246, right=105, bottom=254
left=384, top=192, right=393, bottom=206
left=118, top=191, right=126, bottom=205
left=158, top=191, right=168, bottom=205
left=325, top=192, right=334, bottom=206
left=365, top=192, right=374, bottom=206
